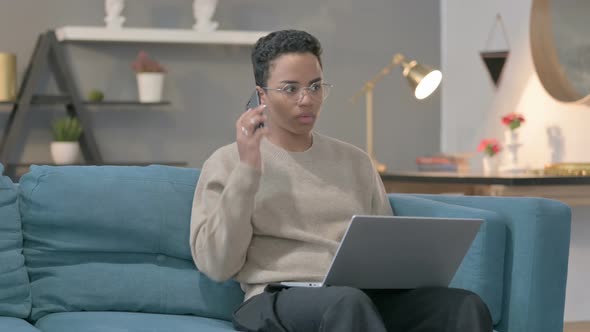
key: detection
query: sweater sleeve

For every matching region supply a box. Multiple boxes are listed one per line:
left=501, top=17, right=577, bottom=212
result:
left=190, top=155, right=261, bottom=282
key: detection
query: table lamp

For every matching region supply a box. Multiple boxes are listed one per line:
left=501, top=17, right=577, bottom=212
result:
left=351, top=53, right=442, bottom=173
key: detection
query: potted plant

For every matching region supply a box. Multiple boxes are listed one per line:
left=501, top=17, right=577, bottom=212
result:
left=477, top=138, right=502, bottom=175
left=500, top=112, right=526, bottom=173
left=132, top=51, right=166, bottom=102
left=51, top=116, right=83, bottom=165
left=87, top=89, right=105, bottom=102
left=501, top=112, right=525, bottom=144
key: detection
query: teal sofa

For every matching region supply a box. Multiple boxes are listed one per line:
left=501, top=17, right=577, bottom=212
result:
left=0, top=164, right=571, bottom=332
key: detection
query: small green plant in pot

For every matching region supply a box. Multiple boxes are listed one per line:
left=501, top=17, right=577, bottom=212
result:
left=50, top=116, right=83, bottom=165
left=87, top=89, right=105, bottom=102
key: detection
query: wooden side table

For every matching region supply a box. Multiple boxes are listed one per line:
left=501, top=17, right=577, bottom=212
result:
left=380, top=172, right=590, bottom=206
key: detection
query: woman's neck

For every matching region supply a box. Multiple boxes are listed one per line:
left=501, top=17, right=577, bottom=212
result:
left=267, top=130, right=313, bottom=152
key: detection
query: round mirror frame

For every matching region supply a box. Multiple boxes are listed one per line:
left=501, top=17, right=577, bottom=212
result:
left=530, top=0, right=590, bottom=104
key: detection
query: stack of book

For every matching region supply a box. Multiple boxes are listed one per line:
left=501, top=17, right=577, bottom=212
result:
left=416, top=154, right=469, bottom=173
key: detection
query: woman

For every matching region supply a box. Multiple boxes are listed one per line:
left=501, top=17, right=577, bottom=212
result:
left=190, top=29, right=492, bottom=332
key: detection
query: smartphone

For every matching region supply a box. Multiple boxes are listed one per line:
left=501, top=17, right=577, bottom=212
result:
left=246, top=90, right=264, bottom=129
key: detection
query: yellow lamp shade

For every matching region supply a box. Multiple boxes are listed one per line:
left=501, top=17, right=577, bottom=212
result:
left=402, top=60, right=442, bottom=99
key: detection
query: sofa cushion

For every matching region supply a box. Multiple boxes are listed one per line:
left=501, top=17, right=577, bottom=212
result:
left=0, top=164, right=31, bottom=318
left=19, top=165, right=244, bottom=322
left=35, top=312, right=235, bottom=332
left=388, top=194, right=506, bottom=324
left=0, top=317, right=41, bottom=332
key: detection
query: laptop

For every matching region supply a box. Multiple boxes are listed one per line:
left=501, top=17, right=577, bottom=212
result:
left=278, top=215, right=483, bottom=289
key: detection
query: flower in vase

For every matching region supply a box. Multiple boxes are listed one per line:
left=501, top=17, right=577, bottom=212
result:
left=477, top=138, right=502, bottom=157
left=132, top=51, right=166, bottom=73
left=501, top=113, right=525, bottom=130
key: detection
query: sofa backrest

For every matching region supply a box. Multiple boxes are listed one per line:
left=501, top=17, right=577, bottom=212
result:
left=0, top=163, right=31, bottom=318
left=18, top=165, right=244, bottom=322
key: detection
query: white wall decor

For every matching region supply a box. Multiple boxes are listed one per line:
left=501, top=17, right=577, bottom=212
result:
left=193, top=0, right=219, bottom=32
left=480, top=14, right=510, bottom=87
left=104, top=0, right=125, bottom=29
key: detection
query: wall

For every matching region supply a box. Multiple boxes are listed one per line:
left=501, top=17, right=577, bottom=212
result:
left=0, top=0, right=440, bottom=172
left=442, top=0, right=590, bottom=321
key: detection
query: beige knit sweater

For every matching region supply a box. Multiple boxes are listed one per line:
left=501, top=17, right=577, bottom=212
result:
left=190, top=132, right=393, bottom=300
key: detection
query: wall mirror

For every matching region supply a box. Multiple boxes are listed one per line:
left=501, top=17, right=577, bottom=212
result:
left=530, top=0, right=590, bottom=104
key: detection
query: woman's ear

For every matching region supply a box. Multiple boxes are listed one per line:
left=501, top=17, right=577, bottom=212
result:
left=256, top=86, right=267, bottom=105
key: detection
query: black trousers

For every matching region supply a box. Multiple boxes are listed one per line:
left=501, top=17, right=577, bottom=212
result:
left=232, top=286, right=493, bottom=332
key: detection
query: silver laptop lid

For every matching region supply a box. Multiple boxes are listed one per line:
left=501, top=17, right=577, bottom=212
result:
left=322, top=215, right=483, bottom=289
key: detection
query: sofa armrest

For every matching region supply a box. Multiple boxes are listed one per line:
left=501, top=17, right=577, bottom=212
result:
left=389, top=194, right=571, bottom=332
left=388, top=194, right=506, bottom=324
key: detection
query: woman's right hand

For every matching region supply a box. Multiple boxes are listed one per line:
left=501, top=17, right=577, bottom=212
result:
left=236, top=104, right=268, bottom=171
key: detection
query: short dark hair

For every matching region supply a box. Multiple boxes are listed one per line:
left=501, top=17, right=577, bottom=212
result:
left=251, top=29, right=323, bottom=87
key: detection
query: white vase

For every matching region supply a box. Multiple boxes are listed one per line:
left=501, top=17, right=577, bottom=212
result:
left=50, top=142, right=81, bottom=165
left=137, top=73, right=164, bottom=103
left=504, top=129, right=519, bottom=145
left=502, top=129, right=525, bottom=173
left=482, top=155, right=500, bottom=175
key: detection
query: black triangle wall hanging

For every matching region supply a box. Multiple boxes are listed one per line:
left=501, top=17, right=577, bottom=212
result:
left=481, top=50, right=509, bottom=86
left=480, top=14, right=510, bottom=87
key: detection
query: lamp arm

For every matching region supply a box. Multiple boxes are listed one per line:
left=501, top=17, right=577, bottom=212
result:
left=350, top=53, right=407, bottom=103
left=347, top=53, right=437, bottom=174
left=349, top=53, right=409, bottom=173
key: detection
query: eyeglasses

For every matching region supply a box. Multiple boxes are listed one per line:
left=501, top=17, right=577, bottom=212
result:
left=263, top=82, right=333, bottom=101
